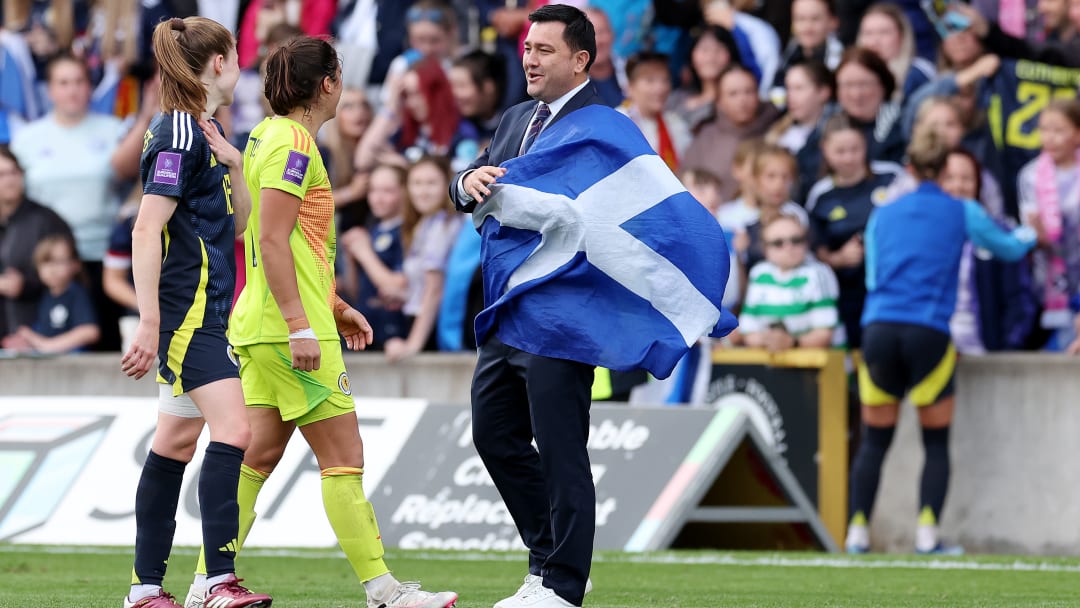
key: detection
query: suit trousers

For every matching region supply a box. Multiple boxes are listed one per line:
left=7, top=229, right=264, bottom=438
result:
left=471, top=334, right=595, bottom=606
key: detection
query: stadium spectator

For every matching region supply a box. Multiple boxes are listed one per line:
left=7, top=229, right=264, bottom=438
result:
left=358, top=55, right=474, bottom=171
left=666, top=25, right=745, bottom=133
left=715, top=138, right=767, bottom=237
left=766, top=60, right=834, bottom=157
left=846, top=127, right=1036, bottom=556
left=340, top=164, right=409, bottom=352
left=379, top=0, right=459, bottom=109
left=829, top=47, right=906, bottom=165
left=739, top=143, right=809, bottom=274
left=236, top=0, right=337, bottom=69
left=0, top=145, right=76, bottom=343
left=683, top=166, right=743, bottom=311
left=805, top=112, right=904, bottom=349
left=618, top=51, right=691, bottom=171
left=231, top=22, right=303, bottom=148
left=222, top=34, right=458, bottom=608
left=941, top=149, right=1039, bottom=353
left=769, top=0, right=842, bottom=107
left=10, top=52, right=154, bottom=351
left=2, top=233, right=99, bottom=353
left=583, top=7, right=626, bottom=107
left=911, top=96, right=1007, bottom=218
left=102, top=185, right=140, bottom=350
left=683, top=64, right=781, bottom=202
left=901, top=51, right=1001, bottom=148
left=1018, top=99, right=1080, bottom=352
left=449, top=49, right=507, bottom=151
left=384, top=156, right=462, bottom=362
left=323, top=87, right=374, bottom=211
left=856, top=3, right=936, bottom=106
left=955, top=0, right=1080, bottom=68
left=702, top=0, right=783, bottom=99
left=475, top=0, right=531, bottom=108
left=739, top=214, right=841, bottom=351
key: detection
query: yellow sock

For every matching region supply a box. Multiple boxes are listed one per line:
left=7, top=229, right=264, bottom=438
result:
left=195, top=464, right=268, bottom=576
left=321, top=467, right=390, bottom=582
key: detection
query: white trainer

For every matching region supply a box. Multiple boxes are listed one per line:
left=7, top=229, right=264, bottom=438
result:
left=183, top=584, right=205, bottom=608
left=367, top=581, right=458, bottom=608
left=495, top=575, right=592, bottom=608
left=514, top=584, right=577, bottom=608
left=494, top=574, right=543, bottom=608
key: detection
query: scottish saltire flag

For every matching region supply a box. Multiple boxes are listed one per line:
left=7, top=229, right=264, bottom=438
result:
left=473, top=104, right=737, bottom=379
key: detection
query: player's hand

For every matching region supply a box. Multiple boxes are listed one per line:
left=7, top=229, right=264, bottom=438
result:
left=199, top=119, right=242, bottom=168
left=336, top=305, right=374, bottom=351
left=289, top=335, right=321, bottom=371
left=463, top=166, right=507, bottom=204
left=121, top=319, right=159, bottom=380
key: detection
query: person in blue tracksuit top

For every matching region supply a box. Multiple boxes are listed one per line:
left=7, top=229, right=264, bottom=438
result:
left=844, top=126, right=1037, bottom=556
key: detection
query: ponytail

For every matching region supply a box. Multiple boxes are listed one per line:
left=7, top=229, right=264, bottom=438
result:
left=153, top=17, right=234, bottom=116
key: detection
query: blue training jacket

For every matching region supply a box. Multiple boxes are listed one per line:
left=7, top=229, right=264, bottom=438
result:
left=863, top=182, right=1036, bottom=333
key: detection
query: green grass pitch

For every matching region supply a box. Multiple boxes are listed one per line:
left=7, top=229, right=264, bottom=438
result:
left=2, top=546, right=1079, bottom=607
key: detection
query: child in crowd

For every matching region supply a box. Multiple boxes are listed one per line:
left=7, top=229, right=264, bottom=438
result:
left=2, top=234, right=99, bottom=353
left=770, top=0, right=843, bottom=106
left=740, top=214, right=841, bottom=352
left=767, top=60, right=835, bottom=156
left=806, top=113, right=904, bottom=348
left=340, top=164, right=410, bottom=352
left=1018, top=98, right=1080, bottom=352
left=619, top=51, right=691, bottom=171
left=683, top=167, right=742, bottom=311
left=384, top=156, right=463, bottom=362
left=716, top=138, right=765, bottom=234
left=941, top=149, right=1038, bottom=353
left=741, top=144, right=810, bottom=273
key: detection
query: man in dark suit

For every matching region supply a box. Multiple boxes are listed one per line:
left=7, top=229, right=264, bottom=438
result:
left=449, top=5, right=603, bottom=608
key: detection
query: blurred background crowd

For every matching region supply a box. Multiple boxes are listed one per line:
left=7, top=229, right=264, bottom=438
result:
left=1, top=0, right=1080, bottom=385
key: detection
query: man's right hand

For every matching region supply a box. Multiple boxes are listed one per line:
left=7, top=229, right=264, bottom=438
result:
left=463, top=166, right=508, bottom=204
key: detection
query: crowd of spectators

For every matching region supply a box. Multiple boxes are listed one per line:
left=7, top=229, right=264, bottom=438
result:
left=2, top=0, right=1080, bottom=373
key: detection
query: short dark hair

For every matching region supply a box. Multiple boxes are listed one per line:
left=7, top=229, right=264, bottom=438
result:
left=528, top=4, right=597, bottom=72
left=452, top=49, right=507, bottom=108
left=264, top=36, right=341, bottom=116
left=625, top=51, right=670, bottom=81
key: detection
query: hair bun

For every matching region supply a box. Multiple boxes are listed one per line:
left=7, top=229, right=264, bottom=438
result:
left=170, top=17, right=186, bottom=32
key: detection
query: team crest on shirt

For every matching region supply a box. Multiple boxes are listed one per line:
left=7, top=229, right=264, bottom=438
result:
left=871, top=186, right=890, bottom=205
left=338, top=372, right=352, bottom=395
left=828, top=206, right=847, bottom=221
left=374, top=232, right=393, bottom=253
left=283, top=151, right=310, bottom=186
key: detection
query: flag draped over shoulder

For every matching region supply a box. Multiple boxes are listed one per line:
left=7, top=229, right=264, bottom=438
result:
left=472, top=104, right=737, bottom=379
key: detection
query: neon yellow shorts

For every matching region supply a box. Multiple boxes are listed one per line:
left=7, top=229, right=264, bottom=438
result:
left=233, top=340, right=355, bottom=426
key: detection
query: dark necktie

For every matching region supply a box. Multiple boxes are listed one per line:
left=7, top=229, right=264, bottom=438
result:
left=519, top=102, right=551, bottom=155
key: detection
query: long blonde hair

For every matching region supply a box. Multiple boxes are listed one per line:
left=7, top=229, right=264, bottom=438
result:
left=859, top=3, right=916, bottom=101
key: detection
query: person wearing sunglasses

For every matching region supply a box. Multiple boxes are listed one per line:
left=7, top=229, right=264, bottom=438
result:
left=738, top=213, right=842, bottom=352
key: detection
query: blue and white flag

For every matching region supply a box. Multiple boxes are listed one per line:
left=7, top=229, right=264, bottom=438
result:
left=473, top=104, right=737, bottom=379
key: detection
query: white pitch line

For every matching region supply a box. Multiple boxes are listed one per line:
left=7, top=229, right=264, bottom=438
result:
left=4, top=545, right=1080, bottom=573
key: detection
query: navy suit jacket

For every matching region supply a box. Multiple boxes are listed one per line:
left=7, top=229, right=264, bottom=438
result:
left=450, top=82, right=606, bottom=213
